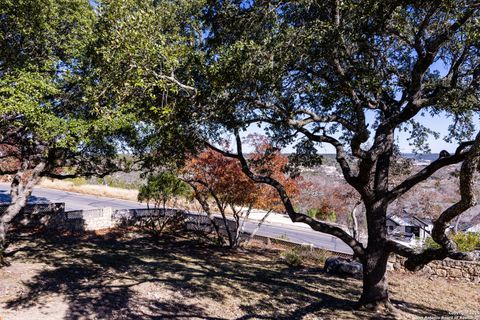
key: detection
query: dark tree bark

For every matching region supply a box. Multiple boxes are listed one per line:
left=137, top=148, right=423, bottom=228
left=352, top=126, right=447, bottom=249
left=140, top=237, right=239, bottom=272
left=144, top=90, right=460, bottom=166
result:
left=358, top=248, right=390, bottom=309
left=358, top=201, right=391, bottom=308
left=0, top=161, right=46, bottom=265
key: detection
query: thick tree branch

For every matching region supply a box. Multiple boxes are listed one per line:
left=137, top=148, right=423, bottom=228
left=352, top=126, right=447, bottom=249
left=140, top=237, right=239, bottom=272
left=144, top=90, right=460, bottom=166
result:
left=290, top=108, right=357, bottom=132
left=289, top=124, right=365, bottom=192
left=205, top=131, right=366, bottom=256
left=1, top=161, right=46, bottom=225
left=446, top=45, right=470, bottom=87
left=386, top=141, right=474, bottom=202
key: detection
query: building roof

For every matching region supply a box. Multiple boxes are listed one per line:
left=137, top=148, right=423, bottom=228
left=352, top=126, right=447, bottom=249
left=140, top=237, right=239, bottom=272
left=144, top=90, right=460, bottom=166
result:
left=387, top=214, right=433, bottom=227
left=412, top=216, right=433, bottom=227
left=387, top=215, right=409, bottom=226
left=457, top=221, right=480, bottom=232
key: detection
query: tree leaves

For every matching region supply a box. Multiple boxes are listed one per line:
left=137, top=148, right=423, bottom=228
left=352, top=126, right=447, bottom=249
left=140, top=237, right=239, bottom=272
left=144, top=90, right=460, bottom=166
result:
left=0, top=0, right=133, bottom=177
left=138, top=171, right=190, bottom=208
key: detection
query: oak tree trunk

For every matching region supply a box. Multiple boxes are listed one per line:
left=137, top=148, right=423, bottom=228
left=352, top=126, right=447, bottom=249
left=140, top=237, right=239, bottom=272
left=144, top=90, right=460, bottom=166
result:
left=0, top=220, right=9, bottom=266
left=359, top=248, right=390, bottom=309
left=357, top=200, right=391, bottom=309
left=0, top=191, right=31, bottom=266
left=0, top=162, right=46, bottom=266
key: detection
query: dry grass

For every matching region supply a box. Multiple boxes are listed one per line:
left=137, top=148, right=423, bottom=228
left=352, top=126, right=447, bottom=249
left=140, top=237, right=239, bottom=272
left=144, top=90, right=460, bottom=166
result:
left=1, top=231, right=479, bottom=320
left=39, top=178, right=139, bottom=201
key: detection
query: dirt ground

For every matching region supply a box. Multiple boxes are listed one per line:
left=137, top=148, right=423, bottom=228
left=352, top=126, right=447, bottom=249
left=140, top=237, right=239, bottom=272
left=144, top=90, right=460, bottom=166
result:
left=0, top=232, right=479, bottom=320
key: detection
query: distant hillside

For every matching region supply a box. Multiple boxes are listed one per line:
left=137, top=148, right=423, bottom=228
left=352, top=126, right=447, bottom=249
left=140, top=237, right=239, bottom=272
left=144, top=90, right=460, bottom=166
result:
left=403, top=153, right=440, bottom=162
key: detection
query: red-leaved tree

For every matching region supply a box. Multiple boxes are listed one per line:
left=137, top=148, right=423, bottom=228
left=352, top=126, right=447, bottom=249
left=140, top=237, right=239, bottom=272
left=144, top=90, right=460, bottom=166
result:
left=183, top=137, right=299, bottom=248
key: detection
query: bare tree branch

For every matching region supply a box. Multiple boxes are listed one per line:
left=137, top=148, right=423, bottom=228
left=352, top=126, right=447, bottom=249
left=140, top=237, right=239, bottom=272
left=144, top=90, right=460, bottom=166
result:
left=152, top=71, right=197, bottom=95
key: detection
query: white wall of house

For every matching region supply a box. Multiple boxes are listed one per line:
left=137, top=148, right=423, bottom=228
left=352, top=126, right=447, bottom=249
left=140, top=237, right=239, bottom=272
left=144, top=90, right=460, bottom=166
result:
left=466, top=224, right=480, bottom=233
left=387, top=218, right=432, bottom=241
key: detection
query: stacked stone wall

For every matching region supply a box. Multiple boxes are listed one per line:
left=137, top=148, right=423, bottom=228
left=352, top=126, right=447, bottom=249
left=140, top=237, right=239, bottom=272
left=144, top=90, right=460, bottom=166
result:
left=0, top=203, right=65, bottom=229
left=389, top=254, right=480, bottom=283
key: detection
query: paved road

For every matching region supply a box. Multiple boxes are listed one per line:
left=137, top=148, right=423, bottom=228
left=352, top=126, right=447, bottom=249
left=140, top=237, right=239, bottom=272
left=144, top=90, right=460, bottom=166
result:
left=0, top=184, right=353, bottom=254
left=0, top=184, right=146, bottom=211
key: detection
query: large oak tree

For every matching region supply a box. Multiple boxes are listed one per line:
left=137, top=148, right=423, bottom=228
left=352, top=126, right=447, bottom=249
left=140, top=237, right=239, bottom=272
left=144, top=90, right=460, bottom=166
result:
left=196, top=0, right=480, bottom=309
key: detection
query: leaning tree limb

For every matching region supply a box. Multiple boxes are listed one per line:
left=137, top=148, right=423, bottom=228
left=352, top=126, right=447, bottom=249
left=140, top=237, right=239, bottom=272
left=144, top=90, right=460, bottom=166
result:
left=350, top=200, right=362, bottom=241
left=183, top=179, right=224, bottom=244
left=0, top=160, right=46, bottom=266
left=389, top=131, right=480, bottom=271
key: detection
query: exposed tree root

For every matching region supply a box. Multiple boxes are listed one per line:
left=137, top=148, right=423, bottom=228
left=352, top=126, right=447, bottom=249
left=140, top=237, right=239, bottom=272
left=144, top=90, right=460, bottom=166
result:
left=0, top=253, right=11, bottom=267
left=357, top=298, right=395, bottom=313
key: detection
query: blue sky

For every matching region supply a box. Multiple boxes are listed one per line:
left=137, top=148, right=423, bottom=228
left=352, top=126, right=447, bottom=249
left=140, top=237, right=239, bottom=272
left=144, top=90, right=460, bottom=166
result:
left=242, top=111, right=479, bottom=154
left=395, top=113, right=469, bottom=153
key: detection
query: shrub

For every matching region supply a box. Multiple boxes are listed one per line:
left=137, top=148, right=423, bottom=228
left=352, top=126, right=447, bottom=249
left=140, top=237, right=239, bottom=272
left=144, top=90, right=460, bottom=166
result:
left=138, top=172, right=190, bottom=209
left=306, top=207, right=337, bottom=222
left=68, top=177, right=88, bottom=186
left=306, top=208, right=318, bottom=218
left=280, top=247, right=328, bottom=268
left=280, top=249, right=303, bottom=268
left=278, top=233, right=289, bottom=240
left=424, top=232, right=480, bottom=252
left=139, top=210, right=186, bottom=238
left=424, top=236, right=441, bottom=250
left=305, top=249, right=328, bottom=265
left=453, top=232, right=480, bottom=252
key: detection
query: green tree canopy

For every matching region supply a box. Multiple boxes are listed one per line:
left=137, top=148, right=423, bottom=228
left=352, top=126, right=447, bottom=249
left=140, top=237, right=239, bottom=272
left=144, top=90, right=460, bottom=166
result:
left=0, top=0, right=133, bottom=264
left=87, top=0, right=206, bottom=168
left=0, top=0, right=132, bottom=177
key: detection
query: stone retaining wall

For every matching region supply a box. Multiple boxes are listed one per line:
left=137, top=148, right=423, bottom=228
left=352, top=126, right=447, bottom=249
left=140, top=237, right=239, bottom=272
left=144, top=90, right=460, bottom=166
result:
left=52, top=207, right=236, bottom=234
left=389, top=254, right=480, bottom=283
left=62, top=208, right=113, bottom=231
left=0, top=203, right=65, bottom=229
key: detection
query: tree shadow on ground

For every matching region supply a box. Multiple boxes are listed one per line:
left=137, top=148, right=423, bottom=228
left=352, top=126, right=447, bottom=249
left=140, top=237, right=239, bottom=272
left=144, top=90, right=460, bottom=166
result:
left=3, top=231, right=456, bottom=319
